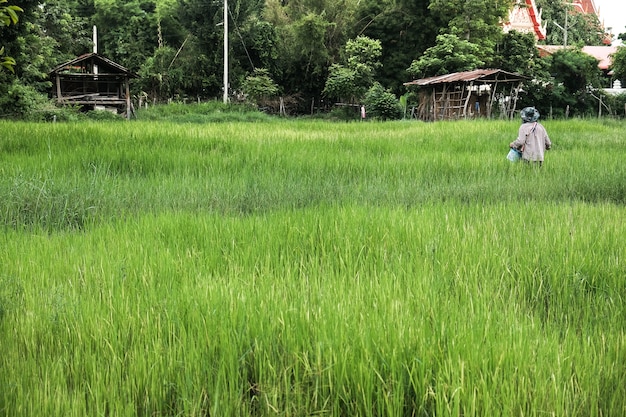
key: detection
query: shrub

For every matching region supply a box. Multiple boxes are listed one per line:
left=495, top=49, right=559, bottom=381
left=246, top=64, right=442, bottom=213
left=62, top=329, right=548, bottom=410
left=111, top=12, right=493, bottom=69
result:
left=0, top=80, right=49, bottom=119
left=605, top=92, right=626, bottom=118
left=241, top=68, right=280, bottom=105
left=364, top=83, right=403, bottom=120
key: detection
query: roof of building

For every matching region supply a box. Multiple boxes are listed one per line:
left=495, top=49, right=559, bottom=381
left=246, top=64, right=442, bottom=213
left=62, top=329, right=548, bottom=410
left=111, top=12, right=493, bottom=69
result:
left=571, top=0, right=597, bottom=15
left=504, top=0, right=547, bottom=40
left=404, top=69, right=528, bottom=87
left=50, top=52, right=137, bottom=77
left=537, top=45, right=617, bottom=70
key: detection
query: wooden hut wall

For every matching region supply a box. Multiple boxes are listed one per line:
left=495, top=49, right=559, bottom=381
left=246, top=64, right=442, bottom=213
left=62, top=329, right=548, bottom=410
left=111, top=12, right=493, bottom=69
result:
left=421, top=82, right=473, bottom=120
left=412, top=80, right=523, bottom=121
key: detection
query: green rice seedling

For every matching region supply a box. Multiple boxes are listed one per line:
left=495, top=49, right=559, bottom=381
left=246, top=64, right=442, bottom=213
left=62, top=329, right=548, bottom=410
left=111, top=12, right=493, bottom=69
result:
left=0, top=118, right=625, bottom=416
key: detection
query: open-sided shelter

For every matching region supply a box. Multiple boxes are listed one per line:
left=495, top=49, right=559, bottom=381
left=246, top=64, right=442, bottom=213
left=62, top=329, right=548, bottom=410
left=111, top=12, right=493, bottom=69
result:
left=404, top=69, right=528, bottom=122
left=50, top=53, right=137, bottom=117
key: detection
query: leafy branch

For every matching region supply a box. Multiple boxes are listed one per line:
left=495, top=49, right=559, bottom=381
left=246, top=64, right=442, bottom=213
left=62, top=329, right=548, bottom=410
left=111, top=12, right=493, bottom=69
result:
left=1, top=0, right=23, bottom=72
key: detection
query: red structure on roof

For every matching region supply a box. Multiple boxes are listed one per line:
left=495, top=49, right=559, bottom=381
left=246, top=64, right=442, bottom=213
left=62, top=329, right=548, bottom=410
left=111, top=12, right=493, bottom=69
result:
left=504, top=0, right=547, bottom=41
left=566, top=0, right=612, bottom=45
left=570, top=0, right=597, bottom=14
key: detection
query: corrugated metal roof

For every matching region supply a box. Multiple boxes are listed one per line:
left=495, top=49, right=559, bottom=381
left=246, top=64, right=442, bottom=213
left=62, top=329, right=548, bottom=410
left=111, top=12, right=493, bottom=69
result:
left=404, top=69, right=527, bottom=86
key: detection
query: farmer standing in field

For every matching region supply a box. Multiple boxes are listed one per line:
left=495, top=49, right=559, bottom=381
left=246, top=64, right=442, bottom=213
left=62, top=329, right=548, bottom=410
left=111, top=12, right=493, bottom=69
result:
left=510, top=107, right=552, bottom=167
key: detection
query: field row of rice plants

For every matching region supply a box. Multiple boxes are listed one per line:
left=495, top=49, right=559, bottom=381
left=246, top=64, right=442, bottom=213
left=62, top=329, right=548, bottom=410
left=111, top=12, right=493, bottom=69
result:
left=0, top=118, right=625, bottom=416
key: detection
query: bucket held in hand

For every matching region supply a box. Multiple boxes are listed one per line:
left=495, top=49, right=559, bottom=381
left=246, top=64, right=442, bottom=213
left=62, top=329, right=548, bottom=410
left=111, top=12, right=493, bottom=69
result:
left=507, top=147, right=522, bottom=162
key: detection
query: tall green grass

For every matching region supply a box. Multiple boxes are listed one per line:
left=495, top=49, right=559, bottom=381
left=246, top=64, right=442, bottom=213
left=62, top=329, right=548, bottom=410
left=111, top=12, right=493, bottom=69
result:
left=1, top=119, right=623, bottom=230
left=0, top=118, right=625, bottom=416
left=134, top=101, right=272, bottom=123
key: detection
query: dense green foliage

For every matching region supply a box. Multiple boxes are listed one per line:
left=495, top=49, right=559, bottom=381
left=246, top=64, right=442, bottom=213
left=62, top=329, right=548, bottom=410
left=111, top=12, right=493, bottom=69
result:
left=323, top=36, right=382, bottom=104
left=0, top=0, right=23, bottom=72
left=518, top=47, right=606, bottom=117
left=611, top=46, right=626, bottom=85
left=407, top=33, right=485, bottom=78
left=497, top=30, right=543, bottom=77
left=429, top=0, right=511, bottom=66
left=0, top=0, right=621, bottom=118
left=363, top=82, right=403, bottom=120
left=352, top=0, right=440, bottom=94
left=536, top=0, right=606, bottom=46
left=0, top=119, right=625, bottom=416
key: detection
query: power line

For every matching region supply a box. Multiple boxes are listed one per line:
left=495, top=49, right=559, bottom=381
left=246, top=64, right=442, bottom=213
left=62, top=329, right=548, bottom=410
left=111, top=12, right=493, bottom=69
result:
left=227, top=4, right=255, bottom=71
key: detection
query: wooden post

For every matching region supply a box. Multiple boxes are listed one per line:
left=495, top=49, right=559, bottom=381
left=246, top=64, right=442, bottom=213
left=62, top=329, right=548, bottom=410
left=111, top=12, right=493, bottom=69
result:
left=510, top=83, right=520, bottom=120
left=463, top=81, right=473, bottom=119
left=56, top=75, right=63, bottom=103
left=488, top=80, right=499, bottom=119
left=504, top=84, right=514, bottom=119
left=440, top=84, right=449, bottom=120
left=125, top=78, right=131, bottom=119
left=431, top=88, right=436, bottom=121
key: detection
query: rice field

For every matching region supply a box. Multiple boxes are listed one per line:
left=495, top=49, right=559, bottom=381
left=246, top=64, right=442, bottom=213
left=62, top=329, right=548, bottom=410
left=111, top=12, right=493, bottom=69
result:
left=0, top=118, right=625, bottom=416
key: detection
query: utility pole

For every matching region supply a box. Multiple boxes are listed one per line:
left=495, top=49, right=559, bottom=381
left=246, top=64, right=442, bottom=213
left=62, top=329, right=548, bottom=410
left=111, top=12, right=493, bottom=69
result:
left=563, top=10, right=569, bottom=46
left=223, top=0, right=229, bottom=103
left=553, top=2, right=583, bottom=47
left=553, top=10, right=571, bottom=46
left=93, top=25, right=98, bottom=74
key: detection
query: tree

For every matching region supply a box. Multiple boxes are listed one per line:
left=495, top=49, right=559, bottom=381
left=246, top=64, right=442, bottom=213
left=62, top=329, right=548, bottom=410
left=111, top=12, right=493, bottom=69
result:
left=0, top=0, right=23, bottom=72
left=610, top=46, right=626, bottom=85
left=322, top=65, right=356, bottom=103
left=264, top=0, right=361, bottom=110
left=93, top=0, right=160, bottom=72
left=137, top=45, right=183, bottom=99
left=502, top=30, right=552, bottom=113
left=174, top=0, right=274, bottom=99
left=364, top=82, right=402, bottom=120
left=11, top=1, right=93, bottom=92
left=496, top=30, right=538, bottom=76
left=323, top=35, right=381, bottom=103
left=274, top=12, right=334, bottom=104
left=241, top=67, right=279, bottom=104
left=536, top=0, right=606, bottom=46
left=407, top=34, right=483, bottom=78
left=428, top=0, right=511, bottom=66
left=541, top=47, right=604, bottom=116
left=551, top=48, right=602, bottom=93
left=354, top=0, right=441, bottom=94
left=40, top=1, right=92, bottom=59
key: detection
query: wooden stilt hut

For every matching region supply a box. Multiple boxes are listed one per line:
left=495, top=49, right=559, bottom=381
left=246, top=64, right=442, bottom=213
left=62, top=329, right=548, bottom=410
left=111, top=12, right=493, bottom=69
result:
left=404, top=69, right=528, bottom=121
left=49, top=53, right=137, bottom=118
